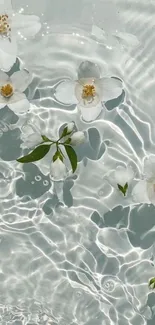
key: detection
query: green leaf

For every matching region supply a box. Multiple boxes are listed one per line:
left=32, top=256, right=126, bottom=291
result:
left=41, top=135, right=51, bottom=142
left=65, top=145, right=77, bottom=173
left=117, top=182, right=128, bottom=196
left=149, top=277, right=155, bottom=285
left=17, top=145, right=51, bottom=163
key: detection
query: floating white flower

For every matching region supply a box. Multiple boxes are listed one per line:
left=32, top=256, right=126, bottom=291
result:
left=106, top=165, right=135, bottom=195
left=0, top=0, right=41, bottom=71
left=132, top=156, right=155, bottom=205
left=69, top=131, right=85, bottom=146
left=20, top=124, right=43, bottom=149
left=55, top=60, right=123, bottom=122
left=0, top=69, right=32, bottom=113
left=50, top=157, right=68, bottom=182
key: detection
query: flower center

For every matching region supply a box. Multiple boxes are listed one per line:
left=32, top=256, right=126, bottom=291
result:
left=0, top=15, right=11, bottom=37
left=1, top=84, right=13, bottom=98
left=82, top=84, right=96, bottom=103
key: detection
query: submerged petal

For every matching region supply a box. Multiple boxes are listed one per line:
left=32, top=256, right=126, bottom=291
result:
left=78, top=102, right=103, bottom=122
left=78, top=61, right=101, bottom=79
left=147, top=180, right=155, bottom=205
left=21, top=132, right=42, bottom=149
left=11, top=70, right=32, bottom=92
left=114, top=166, right=135, bottom=185
left=132, top=180, right=150, bottom=204
left=8, top=92, right=30, bottom=113
left=55, top=80, right=78, bottom=105
left=96, top=77, right=123, bottom=102
left=143, top=155, right=155, bottom=179
left=114, top=32, right=140, bottom=49
left=12, top=13, right=41, bottom=37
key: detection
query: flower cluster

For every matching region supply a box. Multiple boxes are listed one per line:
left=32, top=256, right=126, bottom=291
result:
left=18, top=122, right=85, bottom=181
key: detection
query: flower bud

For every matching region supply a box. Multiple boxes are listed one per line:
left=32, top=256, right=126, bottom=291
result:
left=66, top=122, right=75, bottom=134
left=70, top=131, right=85, bottom=146
left=50, top=157, right=67, bottom=181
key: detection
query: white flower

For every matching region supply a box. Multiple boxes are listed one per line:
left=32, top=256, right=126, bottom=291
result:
left=70, top=131, right=85, bottom=146
left=20, top=124, right=42, bottom=149
left=50, top=158, right=67, bottom=182
left=66, top=122, right=75, bottom=134
left=107, top=166, right=135, bottom=190
left=0, top=0, right=41, bottom=71
left=0, top=69, right=32, bottom=113
left=91, top=25, right=139, bottom=50
left=55, top=60, right=123, bottom=122
left=132, top=156, right=155, bottom=205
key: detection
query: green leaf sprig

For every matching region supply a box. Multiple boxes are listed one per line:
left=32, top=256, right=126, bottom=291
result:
left=17, top=122, right=84, bottom=174
left=117, top=182, right=128, bottom=196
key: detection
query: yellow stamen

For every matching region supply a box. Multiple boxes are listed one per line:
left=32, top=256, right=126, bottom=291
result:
left=1, top=84, right=13, bottom=98
left=0, top=14, right=11, bottom=36
left=82, top=84, right=96, bottom=101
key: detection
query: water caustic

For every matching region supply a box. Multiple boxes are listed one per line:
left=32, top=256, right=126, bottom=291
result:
left=0, top=0, right=155, bottom=324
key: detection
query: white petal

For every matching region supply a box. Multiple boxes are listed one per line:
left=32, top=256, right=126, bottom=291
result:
left=10, top=70, right=32, bottom=92
left=21, top=133, right=42, bottom=149
left=12, top=13, right=41, bottom=38
left=146, top=180, right=155, bottom=205
left=114, top=166, right=135, bottom=185
left=75, top=78, right=101, bottom=108
left=96, top=77, right=123, bottom=102
left=50, top=159, right=67, bottom=182
left=70, top=131, right=85, bottom=145
left=78, top=102, right=103, bottom=122
left=143, top=156, right=155, bottom=179
left=78, top=61, right=100, bottom=79
left=0, top=70, right=9, bottom=86
left=132, top=180, right=150, bottom=204
left=55, top=80, right=77, bottom=105
left=0, top=0, right=12, bottom=15
left=0, top=37, right=17, bottom=71
left=91, top=25, right=106, bottom=41
left=114, top=32, right=140, bottom=49
left=8, top=92, right=30, bottom=114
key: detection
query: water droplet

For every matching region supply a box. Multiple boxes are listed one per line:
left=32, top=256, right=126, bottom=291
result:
left=76, top=290, right=82, bottom=297
left=31, top=181, right=35, bottom=185
left=98, top=189, right=104, bottom=196
left=35, top=175, right=41, bottom=182
left=43, top=180, right=49, bottom=186
left=101, top=277, right=116, bottom=292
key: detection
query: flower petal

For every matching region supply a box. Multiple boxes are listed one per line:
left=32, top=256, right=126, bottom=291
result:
left=12, top=13, right=41, bottom=38
left=143, top=156, right=155, bottom=179
left=114, top=32, right=140, bottom=49
left=21, top=133, right=42, bottom=149
left=75, top=78, right=101, bottom=108
left=55, top=80, right=78, bottom=105
left=147, top=180, right=155, bottom=205
left=50, top=159, right=67, bottom=182
left=114, top=166, right=135, bottom=185
left=96, top=77, right=123, bottom=102
left=132, top=180, right=150, bottom=204
left=0, top=37, right=17, bottom=71
left=78, top=61, right=101, bottom=79
left=91, top=25, right=106, bottom=42
left=8, top=92, right=30, bottom=114
left=0, top=70, right=9, bottom=87
left=10, top=70, right=32, bottom=92
left=78, top=102, right=103, bottom=122
left=0, top=0, right=12, bottom=15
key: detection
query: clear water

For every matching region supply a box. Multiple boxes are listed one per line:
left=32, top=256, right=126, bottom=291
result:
left=1, top=0, right=155, bottom=324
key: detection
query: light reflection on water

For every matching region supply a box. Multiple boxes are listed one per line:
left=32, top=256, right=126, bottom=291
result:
left=1, top=0, right=155, bottom=324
